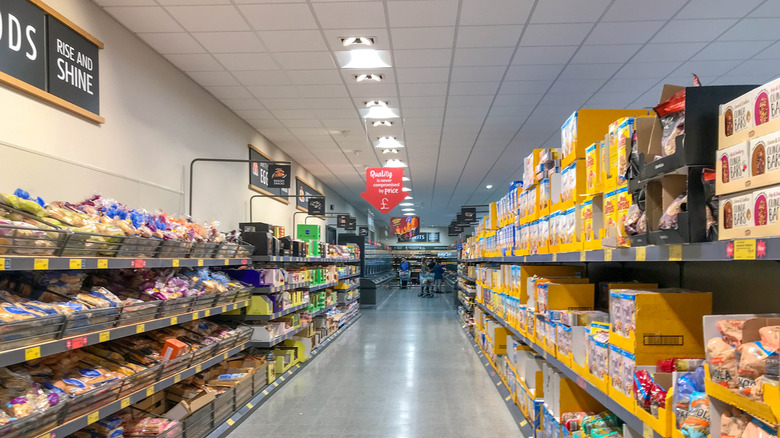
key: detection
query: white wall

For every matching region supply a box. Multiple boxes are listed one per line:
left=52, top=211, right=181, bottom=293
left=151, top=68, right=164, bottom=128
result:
left=0, top=0, right=364, bottom=236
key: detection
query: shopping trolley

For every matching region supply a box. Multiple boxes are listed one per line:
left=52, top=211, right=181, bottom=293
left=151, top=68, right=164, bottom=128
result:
left=418, top=273, right=434, bottom=298
left=399, top=270, right=411, bottom=289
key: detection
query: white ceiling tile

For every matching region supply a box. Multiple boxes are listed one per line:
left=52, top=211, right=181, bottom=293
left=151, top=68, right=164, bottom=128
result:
left=719, top=18, right=780, bottom=42
left=547, top=79, right=606, bottom=94
left=272, top=52, right=336, bottom=70
left=391, top=27, right=455, bottom=49
left=305, top=98, right=355, bottom=109
left=387, top=1, right=458, bottom=27
left=138, top=32, right=204, bottom=54
left=749, top=2, right=780, bottom=17
left=405, top=107, right=444, bottom=118
left=585, top=21, right=665, bottom=45
left=157, top=0, right=230, bottom=4
left=165, top=53, right=222, bottom=71
left=399, top=96, right=446, bottom=108
left=584, top=91, right=648, bottom=109
left=321, top=119, right=365, bottom=129
left=402, top=117, right=443, bottom=127
left=727, top=60, right=780, bottom=79
left=399, top=82, right=448, bottom=97
left=712, top=75, right=770, bottom=86
left=672, top=60, right=742, bottom=80
left=447, top=95, right=493, bottom=108
left=256, top=30, right=329, bottom=52
left=313, top=2, right=386, bottom=29
left=484, top=115, right=527, bottom=126
left=95, top=0, right=157, bottom=5
left=676, top=0, right=762, bottom=19
left=192, top=32, right=264, bottom=53
left=239, top=3, right=318, bottom=31
left=505, top=64, right=564, bottom=81
left=570, top=44, right=641, bottom=64
left=348, top=83, right=398, bottom=97
left=559, top=63, right=622, bottom=80
left=232, top=70, right=291, bottom=86
left=595, top=78, right=655, bottom=94
left=754, top=41, right=780, bottom=60
left=235, top=109, right=274, bottom=120
left=222, top=98, right=265, bottom=110
left=614, top=61, right=683, bottom=79
left=448, top=81, right=500, bottom=95
left=460, top=0, right=533, bottom=25
left=287, top=69, right=343, bottom=85
left=602, top=0, right=687, bottom=22
left=250, top=119, right=284, bottom=129
left=456, top=25, right=522, bottom=48
left=270, top=109, right=317, bottom=119
left=530, top=0, right=611, bottom=24
left=165, top=6, right=249, bottom=32
left=260, top=99, right=310, bottom=110
left=653, top=19, right=738, bottom=44
left=104, top=6, right=184, bottom=33
left=521, top=23, right=592, bottom=46
left=692, top=41, right=772, bottom=61
left=214, top=53, right=277, bottom=71
left=395, top=67, right=451, bottom=83
left=500, top=80, right=554, bottom=94
left=314, top=109, right=359, bottom=118
left=289, top=127, right=333, bottom=136
left=247, top=85, right=301, bottom=99
left=205, top=86, right=251, bottom=99
left=294, top=84, right=349, bottom=99
left=492, top=100, right=539, bottom=113
left=450, top=66, right=506, bottom=82
left=512, top=45, right=577, bottom=64
left=393, top=49, right=453, bottom=68
left=187, top=71, right=239, bottom=86
left=633, top=43, right=707, bottom=62
left=453, top=47, right=514, bottom=66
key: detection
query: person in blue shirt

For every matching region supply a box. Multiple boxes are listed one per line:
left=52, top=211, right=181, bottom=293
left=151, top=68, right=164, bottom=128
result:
left=400, top=258, right=410, bottom=272
left=432, top=260, right=445, bottom=293
left=399, top=258, right=410, bottom=289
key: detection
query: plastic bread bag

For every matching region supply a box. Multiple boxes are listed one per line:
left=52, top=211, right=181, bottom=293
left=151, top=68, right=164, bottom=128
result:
left=582, top=411, right=622, bottom=434
left=721, top=407, right=750, bottom=438
left=680, top=392, right=710, bottom=438
left=717, top=319, right=747, bottom=348
left=675, top=367, right=705, bottom=427
left=707, top=338, right=738, bottom=388
left=659, top=193, right=688, bottom=230
left=590, top=428, right=622, bottom=438
left=760, top=326, right=780, bottom=353
left=741, top=417, right=778, bottom=438
left=737, top=341, right=774, bottom=400
left=654, top=88, right=686, bottom=157
left=634, top=369, right=654, bottom=410
left=624, top=204, right=642, bottom=235
left=650, top=383, right=668, bottom=417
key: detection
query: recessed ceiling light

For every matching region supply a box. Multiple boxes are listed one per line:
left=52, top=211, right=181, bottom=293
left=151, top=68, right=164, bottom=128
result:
left=356, top=74, right=382, bottom=82
left=402, top=187, right=412, bottom=192
left=402, top=176, right=410, bottom=181
left=365, top=100, right=389, bottom=108
left=360, top=106, right=399, bottom=119
left=341, top=37, right=374, bottom=47
left=382, top=148, right=398, bottom=154
left=373, top=120, right=393, bottom=127
left=486, top=184, right=493, bottom=189
left=403, top=212, right=416, bottom=216
left=402, top=208, right=415, bottom=212
left=374, top=136, right=404, bottom=149
left=335, top=49, right=391, bottom=69
left=405, top=196, right=413, bottom=200
left=400, top=203, right=414, bottom=206
left=383, top=159, right=407, bottom=168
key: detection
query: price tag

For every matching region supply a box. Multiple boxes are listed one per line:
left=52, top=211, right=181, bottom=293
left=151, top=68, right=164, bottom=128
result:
left=520, top=420, right=528, bottom=427
left=227, top=419, right=235, bottom=426
left=174, top=374, right=181, bottom=383
left=172, top=259, right=179, bottom=267
left=0, top=258, right=5, bottom=271
left=267, top=366, right=274, bottom=383
left=192, top=312, right=199, bottom=321
left=99, top=332, right=110, bottom=343
left=635, top=246, right=646, bottom=262
left=196, top=365, right=202, bottom=373
left=25, top=346, right=41, bottom=361
left=643, top=422, right=654, bottom=438
left=132, top=259, right=146, bottom=268
left=33, top=259, right=49, bottom=270
left=669, top=244, right=682, bottom=261
left=222, top=306, right=227, bottom=313
left=223, top=352, right=229, bottom=360
left=204, top=309, right=210, bottom=317
left=97, top=259, right=108, bottom=269
left=197, top=259, right=204, bottom=267
left=69, top=259, right=82, bottom=269
left=505, top=395, right=512, bottom=401
left=262, top=390, right=269, bottom=396
left=224, top=258, right=230, bottom=266
left=136, top=324, right=145, bottom=334
left=170, top=316, right=178, bottom=326
left=273, top=381, right=279, bottom=387
left=68, top=336, right=88, bottom=350
left=241, top=259, right=248, bottom=265
left=146, top=386, right=155, bottom=397
left=603, top=249, right=612, bottom=262
left=121, top=398, right=130, bottom=409
left=580, top=251, right=586, bottom=262
left=87, top=411, right=100, bottom=425
left=734, top=239, right=756, bottom=260
left=551, top=253, right=557, bottom=262
left=247, top=403, right=254, bottom=409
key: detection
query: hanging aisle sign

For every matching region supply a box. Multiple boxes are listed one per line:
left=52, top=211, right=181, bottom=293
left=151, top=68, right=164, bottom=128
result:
left=360, top=168, right=406, bottom=214
left=0, top=0, right=104, bottom=123
left=307, top=197, right=325, bottom=216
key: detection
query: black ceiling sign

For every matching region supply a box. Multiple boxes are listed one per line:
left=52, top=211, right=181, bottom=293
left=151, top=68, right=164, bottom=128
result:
left=307, top=197, right=325, bottom=215
left=337, top=214, right=349, bottom=229
left=346, top=217, right=357, bottom=231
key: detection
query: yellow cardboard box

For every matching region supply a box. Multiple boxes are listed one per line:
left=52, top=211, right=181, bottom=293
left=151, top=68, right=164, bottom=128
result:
left=561, top=108, right=650, bottom=168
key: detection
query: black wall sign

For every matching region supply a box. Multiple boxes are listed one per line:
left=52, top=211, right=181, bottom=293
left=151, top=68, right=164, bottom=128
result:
left=268, top=164, right=291, bottom=188
left=249, top=146, right=289, bottom=203
left=345, top=217, right=357, bottom=231
left=359, top=226, right=368, bottom=236
left=296, top=178, right=324, bottom=213
left=307, top=197, right=325, bottom=215
left=0, top=0, right=46, bottom=90
left=0, top=0, right=102, bottom=118
left=337, top=214, right=349, bottom=229
left=47, top=16, right=99, bottom=114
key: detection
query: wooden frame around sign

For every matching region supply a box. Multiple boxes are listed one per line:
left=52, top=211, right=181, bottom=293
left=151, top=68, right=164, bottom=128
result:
left=295, top=176, right=325, bottom=219
left=247, top=145, right=290, bottom=205
left=0, top=0, right=105, bottom=124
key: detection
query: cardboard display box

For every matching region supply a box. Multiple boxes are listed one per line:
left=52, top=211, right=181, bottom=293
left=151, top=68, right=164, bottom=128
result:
left=561, top=108, right=650, bottom=168
left=718, top=77, right=779, bottom=150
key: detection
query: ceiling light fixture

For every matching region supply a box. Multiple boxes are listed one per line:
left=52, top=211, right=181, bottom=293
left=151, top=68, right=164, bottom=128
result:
left=335, top=49, right=391, bottom=69
left=341, top=37, right=374, bottom=47
left=400, top=203, right=414, bottom=206
left=360, top=106, right=400, bottom=119
left=382, top=148, right=398, bottom=154
left=373, top=120, right=393, bottom=127
left=374, top=136, right=404, bottom=149
left=405, top=196, right=413, bottom=200
left=403, top=213, right=416, bottom=216
left=402, top=187, right=412, bottom=192
left=383, top=159, right=407, bottom=168
left=486, top=184, right=493, bottom=189
left=365, top=100, right=388, bottom=108
left=402, top=208, right=415, bottom=212
left=356, top=74, right=382, bottom=82
left=402, top=176, right=410, bottom=181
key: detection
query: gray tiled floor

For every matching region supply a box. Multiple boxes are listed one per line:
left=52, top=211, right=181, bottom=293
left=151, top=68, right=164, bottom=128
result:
left=228, top=287, right=522, bottom=438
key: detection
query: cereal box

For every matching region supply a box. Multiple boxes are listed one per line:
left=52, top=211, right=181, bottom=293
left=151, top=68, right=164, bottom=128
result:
left=563, top=207, right=577, bottom=244
left=538, top=215, right=550, bottom=248
left=540, top=178, right=551, bottom=210
left=603, top=188, right=618, bottom=235
left=549, top=210, right=561, bottom=245
left=609, top=344, right=636, bottom=397
left=581, top=199, right=594, bottom=239
left=524, top=153, right=535, bottom=190
left=615, top=186, right=631, bottom=247
left=586, top=142, right=599, bottom=193
left=616, top=118, right=635, bottom=186
left=562, top=112, right=577, bottom=159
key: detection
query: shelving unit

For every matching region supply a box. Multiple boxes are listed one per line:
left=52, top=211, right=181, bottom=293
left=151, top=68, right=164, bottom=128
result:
left=252, top=281, right=312, bottom=294
left=0, top=255, right=250, bottom=271
left=238, top=302, right=310, bottom=322
left=251, top=256, right=359, bottom=263
left=250, top=323, right=312, bottom=348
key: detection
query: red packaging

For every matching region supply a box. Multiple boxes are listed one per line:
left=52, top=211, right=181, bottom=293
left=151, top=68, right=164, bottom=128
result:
left=634, top=370, right=654, bottom=410
left=161, top=338, right=187, bottom=361
left=657, top=358, right=676, bottom=373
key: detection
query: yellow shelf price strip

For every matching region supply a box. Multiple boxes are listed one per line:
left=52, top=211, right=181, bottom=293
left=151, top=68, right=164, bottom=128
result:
left=97, top=259, right=108, bottom=269
left=635, top=246, right=646, bottom=262
left=734, top=239, right=757, bottom=260
left=69, top=259, right=82, bottom=269
left=669, top=244, right=682, bottom=261
left=87, top=411, right=100, bottom=425
left=25, top=346, right=41, bottom=361
left=121, top=398, right=130, bottom=409
left=34, top=259, right=49, bottom=270
left=146, top=386, right=155, bottom=397
left=99, top=332, right=110, bottom=343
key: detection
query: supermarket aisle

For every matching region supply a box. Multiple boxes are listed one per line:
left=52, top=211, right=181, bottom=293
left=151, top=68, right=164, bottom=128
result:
left=228, top=287, right=520, bottom=438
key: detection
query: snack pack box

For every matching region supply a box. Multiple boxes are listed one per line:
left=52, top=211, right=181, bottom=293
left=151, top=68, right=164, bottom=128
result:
left=716, top=142, right=750, bottom=194
left=608, top=344, right=636, bottom=398
left=540, top=178, right=551, bottom=211
left=719, top=77, right=780, bottom=149
left=719, top=191, right=753, bottom=239
left=720, top=131, right=780, bottom=196
left=751, top=184, right=780, bottom=236
left=751, top=131, right=780, bottom=183
left=587, top=333, right=609, bottom=380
